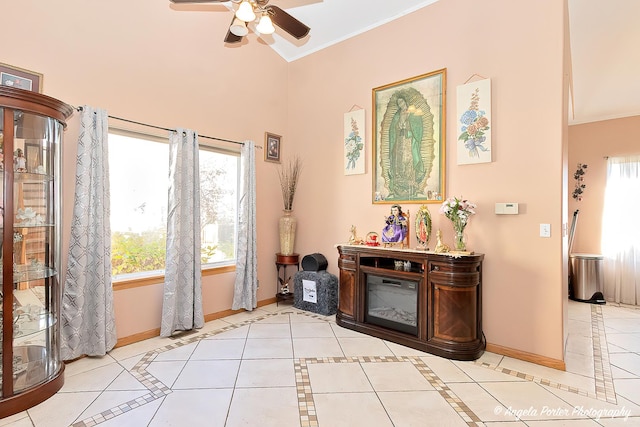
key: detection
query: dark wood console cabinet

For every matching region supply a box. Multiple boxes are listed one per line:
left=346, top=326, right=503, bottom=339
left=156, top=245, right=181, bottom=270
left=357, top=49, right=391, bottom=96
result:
left=336, top=245, right=485, bottom=360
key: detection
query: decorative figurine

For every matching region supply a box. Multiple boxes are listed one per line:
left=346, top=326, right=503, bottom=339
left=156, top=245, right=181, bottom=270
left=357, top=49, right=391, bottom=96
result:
left=366, top=232, right=380, bottom=246
left=434, top=229, right=450, bottom=253
left=14, top=148, right=27, bottom=172
left=348, top=225, right=364, bottom=245
left=415, top=205, right=432, bottom=250
left=279, top=275, right=291, bottom=294
left=382, top=204, right=409, bottom=248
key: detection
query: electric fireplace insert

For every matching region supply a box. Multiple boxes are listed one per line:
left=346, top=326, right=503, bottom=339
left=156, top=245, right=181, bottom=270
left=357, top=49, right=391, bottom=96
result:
left=365, top=274, right=418, bottom=336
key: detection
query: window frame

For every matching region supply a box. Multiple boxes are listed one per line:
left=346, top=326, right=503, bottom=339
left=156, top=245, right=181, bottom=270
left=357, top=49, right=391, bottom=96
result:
left=108, top=128, right=241, bottom=286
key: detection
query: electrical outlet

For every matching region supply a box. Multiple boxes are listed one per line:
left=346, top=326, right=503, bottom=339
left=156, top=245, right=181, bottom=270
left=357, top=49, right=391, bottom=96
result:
left=540, top=223, right=551, bottom=238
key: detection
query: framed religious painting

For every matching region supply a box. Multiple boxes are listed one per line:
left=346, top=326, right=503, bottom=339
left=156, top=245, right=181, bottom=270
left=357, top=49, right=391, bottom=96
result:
left=372, top=69, right=446, bottom=204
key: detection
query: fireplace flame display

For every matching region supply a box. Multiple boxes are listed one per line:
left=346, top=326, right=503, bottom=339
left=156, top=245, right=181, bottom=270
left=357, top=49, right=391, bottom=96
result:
left=366, top=275, right=418, bottom=336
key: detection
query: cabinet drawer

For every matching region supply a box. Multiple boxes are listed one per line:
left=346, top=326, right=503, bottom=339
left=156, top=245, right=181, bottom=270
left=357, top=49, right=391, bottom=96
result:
left=430, top=271, right=479, bottom=287
left=429, top=261, right=480, bottom=274
left=339, top=252, right=357, bottom=270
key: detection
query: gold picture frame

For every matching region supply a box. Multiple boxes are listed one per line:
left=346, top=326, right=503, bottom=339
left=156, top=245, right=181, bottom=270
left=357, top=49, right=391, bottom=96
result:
left=372, top=68, right=446, bottom=204
left=264, top=132, right=281, bottom=163
left=0, top=63, right=43, bottom=93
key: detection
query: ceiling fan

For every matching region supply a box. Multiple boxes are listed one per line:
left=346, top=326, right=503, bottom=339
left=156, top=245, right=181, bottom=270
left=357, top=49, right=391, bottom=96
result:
left=169, top=0, right=310, bottom=44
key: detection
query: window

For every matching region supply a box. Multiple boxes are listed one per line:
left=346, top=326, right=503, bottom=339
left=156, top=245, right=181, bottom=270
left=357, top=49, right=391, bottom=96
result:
left=108, top=131, right=239, bottom=281
left=600, top=155, right=640, bottom=305
left=199, top=146, right=239, bottom=264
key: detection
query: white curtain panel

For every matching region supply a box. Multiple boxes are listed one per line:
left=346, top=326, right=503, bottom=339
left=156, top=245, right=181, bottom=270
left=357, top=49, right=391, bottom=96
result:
left=601, top=155, right=640, bottom=305
left=161, top=129, right=204, bottom=336
left=232, top=140, right=258, bottom=310
left=61, top=106, right=117, bottom=360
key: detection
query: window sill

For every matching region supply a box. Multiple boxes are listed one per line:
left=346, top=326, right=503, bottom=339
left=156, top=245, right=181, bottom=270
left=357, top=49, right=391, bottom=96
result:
left=113, top=264, right=236, bottom=291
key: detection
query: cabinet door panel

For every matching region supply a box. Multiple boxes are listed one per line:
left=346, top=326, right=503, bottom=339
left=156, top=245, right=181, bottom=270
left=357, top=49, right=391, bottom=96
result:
left=338, top=269, right=355, bottom=317
left=432, top=282, right=478, bottom=343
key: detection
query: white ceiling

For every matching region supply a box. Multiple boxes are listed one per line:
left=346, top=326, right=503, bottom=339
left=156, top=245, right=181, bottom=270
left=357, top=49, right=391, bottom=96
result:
left=263, top=0, right=439, bottom=62
left=214, top=0, right=640, bottom=125
left=567, top=0, right=640, bottom=124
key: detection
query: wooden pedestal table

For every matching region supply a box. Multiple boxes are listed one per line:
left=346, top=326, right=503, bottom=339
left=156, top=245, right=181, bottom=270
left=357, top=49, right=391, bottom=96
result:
left=275, top=253, right=299, bottom=305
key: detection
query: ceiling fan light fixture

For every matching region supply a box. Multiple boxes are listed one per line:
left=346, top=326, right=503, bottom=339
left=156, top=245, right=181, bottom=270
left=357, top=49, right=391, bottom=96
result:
left=229, top=17, right=249, bottom=37
left=256, top=13, right=275, bottom=35
left=236, top=1, right=256, bottom=22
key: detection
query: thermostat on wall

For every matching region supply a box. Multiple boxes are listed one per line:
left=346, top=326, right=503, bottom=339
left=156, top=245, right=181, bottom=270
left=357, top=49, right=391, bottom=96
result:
left=495, top=202, right=519, bottom=215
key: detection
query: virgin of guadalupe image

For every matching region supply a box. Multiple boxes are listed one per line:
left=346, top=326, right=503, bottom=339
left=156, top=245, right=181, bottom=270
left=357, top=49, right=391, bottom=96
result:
left=378, top=87, right=437, bottom=201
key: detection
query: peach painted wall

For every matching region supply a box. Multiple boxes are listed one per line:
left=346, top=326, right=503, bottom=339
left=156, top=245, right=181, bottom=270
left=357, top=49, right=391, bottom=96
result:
left=568, top=115, right=640, bottom=253
left=2, top=0, right=289, bottom=338
left=286, top=0, right=568, bottom=361
left=2, top=0, right=571, bottom=362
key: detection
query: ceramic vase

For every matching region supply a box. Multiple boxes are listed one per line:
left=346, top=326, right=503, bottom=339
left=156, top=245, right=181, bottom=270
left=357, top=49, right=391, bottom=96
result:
left=279, top=209, right=297, bottom=255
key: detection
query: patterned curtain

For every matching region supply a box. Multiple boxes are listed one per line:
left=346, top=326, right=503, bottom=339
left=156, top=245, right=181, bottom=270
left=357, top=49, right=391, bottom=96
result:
left=232, top=141, right=258, bottom=310
left=61, top=106, right=117, bottom=360
left=160, top=129, right=204, bottom=336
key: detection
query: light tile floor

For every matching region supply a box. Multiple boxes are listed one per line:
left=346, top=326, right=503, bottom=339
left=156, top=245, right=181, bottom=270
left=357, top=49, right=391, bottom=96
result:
left=2, top=300, right=640, bottom=426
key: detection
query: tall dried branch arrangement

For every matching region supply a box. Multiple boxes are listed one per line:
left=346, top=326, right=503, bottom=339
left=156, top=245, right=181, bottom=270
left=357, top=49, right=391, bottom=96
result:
left=278, top=156, right=302, bottom=210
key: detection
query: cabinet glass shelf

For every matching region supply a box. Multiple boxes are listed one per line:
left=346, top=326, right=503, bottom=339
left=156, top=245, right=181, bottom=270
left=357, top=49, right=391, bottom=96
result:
left=2, top=172, right=54, bottom=183
left=0, top=309, right=55, bottom=340
left=0, top=266, right=56, bottom=285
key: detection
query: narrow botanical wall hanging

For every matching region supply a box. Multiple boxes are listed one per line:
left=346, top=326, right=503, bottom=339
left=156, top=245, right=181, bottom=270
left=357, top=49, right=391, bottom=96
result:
left=457, top=78, right=492, bottom=165
left=572, top=163, right=588, bottom=201
left=344, top=108, right=365, bottom=175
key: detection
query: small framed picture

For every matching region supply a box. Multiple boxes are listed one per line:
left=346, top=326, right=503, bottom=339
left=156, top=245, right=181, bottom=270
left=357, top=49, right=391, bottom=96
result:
left=0, top=63, right=43, bottom=93
left=264, top=132, right=281, bottom=163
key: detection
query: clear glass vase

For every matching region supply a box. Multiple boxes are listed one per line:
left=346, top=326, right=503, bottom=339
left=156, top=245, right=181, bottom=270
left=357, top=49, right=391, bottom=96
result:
left=279, top=209, right=297, bottom=255
left=454, top=228, right=466, bottom=251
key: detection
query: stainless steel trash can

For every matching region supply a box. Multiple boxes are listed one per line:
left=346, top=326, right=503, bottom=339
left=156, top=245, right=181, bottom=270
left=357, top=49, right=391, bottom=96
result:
left=570, top=253, right=605, bottom=304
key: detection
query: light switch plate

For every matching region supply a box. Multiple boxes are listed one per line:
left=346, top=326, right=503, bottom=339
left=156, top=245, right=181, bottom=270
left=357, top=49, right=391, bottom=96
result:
left=540, top=223, right=551, bottom=238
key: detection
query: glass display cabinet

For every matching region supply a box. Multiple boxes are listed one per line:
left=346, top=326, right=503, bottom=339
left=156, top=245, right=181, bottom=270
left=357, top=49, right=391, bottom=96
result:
left=0, top=87, right=73, bottom=417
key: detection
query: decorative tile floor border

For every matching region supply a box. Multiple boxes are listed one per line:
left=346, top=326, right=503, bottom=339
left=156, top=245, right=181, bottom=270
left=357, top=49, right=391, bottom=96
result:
left=475, top=359, right=596, bottom=398
left=70, top=308, right=610, bottom=427
left=591, top=304, right=617, bottom=403
left=294, top=355, right=482, bottom=427
left=70, top=311, right=284, bottom=427
left=473, top=303, right=617, bottom=405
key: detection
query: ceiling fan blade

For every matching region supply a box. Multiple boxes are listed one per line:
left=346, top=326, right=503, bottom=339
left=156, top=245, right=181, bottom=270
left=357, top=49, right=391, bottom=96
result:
left=225, top=29, right=244, bottom=43
left=268, top=5, right=310, bottom=39
left=224, top=15, right=244, bottom=44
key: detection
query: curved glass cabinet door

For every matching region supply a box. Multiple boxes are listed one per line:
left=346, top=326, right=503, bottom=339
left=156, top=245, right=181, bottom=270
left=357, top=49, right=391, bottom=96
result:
left=0, top=87, right=73, bottom=418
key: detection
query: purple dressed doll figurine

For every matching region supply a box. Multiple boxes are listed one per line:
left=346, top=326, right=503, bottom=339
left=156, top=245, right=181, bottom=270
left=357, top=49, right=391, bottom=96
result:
left=382, top=204, right=407, bottom=243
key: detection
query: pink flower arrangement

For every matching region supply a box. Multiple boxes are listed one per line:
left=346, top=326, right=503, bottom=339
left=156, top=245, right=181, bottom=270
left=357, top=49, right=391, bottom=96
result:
left=440, top=197, right=477, bottom=228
